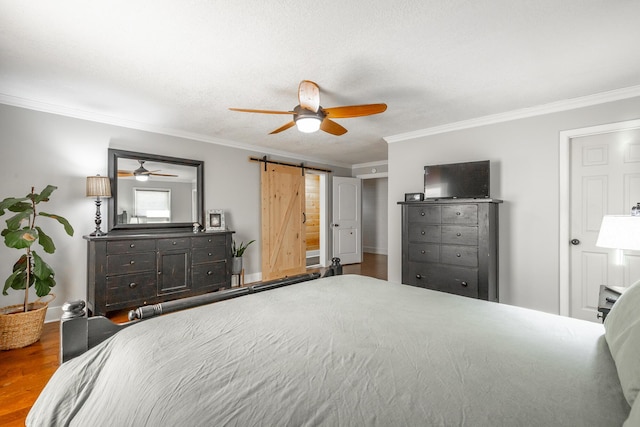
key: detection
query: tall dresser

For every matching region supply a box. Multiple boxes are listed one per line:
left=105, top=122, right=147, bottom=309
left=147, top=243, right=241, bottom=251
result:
left=399, top=199, right=502, bottom=301
left=84, top=230, right=234, bottom=316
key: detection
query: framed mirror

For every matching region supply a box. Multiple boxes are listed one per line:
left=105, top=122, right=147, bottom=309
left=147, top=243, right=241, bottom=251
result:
left=107, top=149, right=204, bottom=232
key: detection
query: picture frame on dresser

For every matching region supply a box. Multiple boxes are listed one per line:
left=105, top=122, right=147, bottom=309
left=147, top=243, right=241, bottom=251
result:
left=206, top=209, right=225, bottom=231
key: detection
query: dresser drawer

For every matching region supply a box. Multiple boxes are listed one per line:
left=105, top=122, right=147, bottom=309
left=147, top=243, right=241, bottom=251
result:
left=192, top=234, right=227, bottom=248
left=442, top=205, right=478, bottom=224
left=107, top=252, right=156, bottom=274
left=440, top=245, right=478, bottom=267
left=106, top=272, right=156, bottom=305
left=408, top=243, right=439, bottom=263
left=441, top=226, right=478, bottom=245
left=407, top=205, right=441, bottom=223
left=157, top=237, right=190, bottom=250
left=407, top=224, right=440, bottom=243
left=429, top=265, right=479, bottom=298
left=107, top=239, right=156, bottom=254
left=404, top=263, right=478, bottom=298
left=192, top=261, right=227, bottom=289
left=192, top=246, right=227, bottom=264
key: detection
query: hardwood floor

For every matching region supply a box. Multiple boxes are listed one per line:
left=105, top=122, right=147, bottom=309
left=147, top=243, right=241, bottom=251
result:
left=0, top=253, right=387, bottom=426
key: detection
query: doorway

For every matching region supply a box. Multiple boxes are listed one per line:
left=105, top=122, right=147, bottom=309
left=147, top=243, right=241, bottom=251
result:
left=305, top=173, right=322, bottom=267
left=559, top=119, right=640, bottom=318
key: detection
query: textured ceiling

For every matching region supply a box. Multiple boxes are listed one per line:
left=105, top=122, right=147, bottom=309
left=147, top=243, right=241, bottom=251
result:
left=2, top=1, right=640, bottom=167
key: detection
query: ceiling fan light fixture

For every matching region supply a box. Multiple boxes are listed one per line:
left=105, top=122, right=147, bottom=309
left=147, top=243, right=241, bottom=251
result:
left=134, top=164, right=149, bottom=181
left=295, top=117, right=321, bottom=133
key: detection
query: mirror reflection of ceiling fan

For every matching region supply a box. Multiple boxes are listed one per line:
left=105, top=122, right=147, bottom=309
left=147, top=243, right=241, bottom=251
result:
left=229, top=80, right=387, bottom=135
left=117, top=160, right=179, bottom=181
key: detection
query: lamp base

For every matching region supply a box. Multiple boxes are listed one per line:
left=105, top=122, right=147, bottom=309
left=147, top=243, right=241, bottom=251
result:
left=90, top=198, right=106, bottom=237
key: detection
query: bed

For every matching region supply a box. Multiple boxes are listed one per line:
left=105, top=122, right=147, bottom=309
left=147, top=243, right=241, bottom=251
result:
left=27, top=274, right=640, bottom=426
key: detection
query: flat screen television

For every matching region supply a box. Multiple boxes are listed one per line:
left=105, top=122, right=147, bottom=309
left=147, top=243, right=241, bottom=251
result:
left=424, top=160, right=490, bottom=199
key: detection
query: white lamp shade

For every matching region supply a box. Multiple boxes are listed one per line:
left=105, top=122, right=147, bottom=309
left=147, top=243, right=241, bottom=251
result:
left=596, top=215, right=640, bottom=251
left=86, top=175, right=112, bottom=198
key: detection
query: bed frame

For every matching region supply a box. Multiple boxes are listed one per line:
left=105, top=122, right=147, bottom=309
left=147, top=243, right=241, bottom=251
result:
left=60, top=272, right=322, bottom=363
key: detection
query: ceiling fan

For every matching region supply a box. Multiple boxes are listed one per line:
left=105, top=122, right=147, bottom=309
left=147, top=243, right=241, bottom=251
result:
left=117, top=160, right=178, bottom=181
left=229, top=80, right=387, bottom=136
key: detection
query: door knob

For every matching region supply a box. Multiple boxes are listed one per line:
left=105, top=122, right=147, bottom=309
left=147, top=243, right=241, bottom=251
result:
left=570, top=239, right=580, bottom=245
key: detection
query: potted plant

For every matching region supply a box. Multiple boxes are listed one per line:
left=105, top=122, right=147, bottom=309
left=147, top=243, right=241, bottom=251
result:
left=0, top=185, right=74, bottom=350
left=231, top=239, right=255, bottom=275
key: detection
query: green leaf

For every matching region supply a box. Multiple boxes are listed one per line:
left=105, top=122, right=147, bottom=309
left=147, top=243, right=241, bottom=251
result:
left=33, top=185, right=57, bottom=204
left=0, top=197, right=29, bottom=215
left=3, top=270, right=24, bottom=295
left=39, top=212, right=74, bottom=236
left=5, top=210, right=33, bottom=231
left=3, top=228, right=38, bottom=249
left=35, top=226, right=55, bottom=253
left=32, top=251, right=53, bottom=279
left=32, top=252, right=55, bottom=296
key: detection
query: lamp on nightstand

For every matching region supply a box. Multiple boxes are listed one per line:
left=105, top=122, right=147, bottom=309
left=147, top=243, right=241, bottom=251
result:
left=86, top=175, right=111, bottom=236
left=596, top=215, right=640, bottom=252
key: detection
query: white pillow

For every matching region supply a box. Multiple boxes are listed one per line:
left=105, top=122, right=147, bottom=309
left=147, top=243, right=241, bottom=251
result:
left=605, top=279, right=640, bottom=407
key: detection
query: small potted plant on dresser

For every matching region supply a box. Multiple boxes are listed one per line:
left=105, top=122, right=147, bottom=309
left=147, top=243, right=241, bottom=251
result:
left=231, top=239, right=255, bottom=278
left=0, top=185, right=74, bottom=350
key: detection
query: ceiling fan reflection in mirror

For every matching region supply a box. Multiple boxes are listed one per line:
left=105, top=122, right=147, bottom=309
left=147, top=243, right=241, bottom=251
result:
left=229, top=80, right=387, bottom=135
left=117, top=160, right=179, bottom=181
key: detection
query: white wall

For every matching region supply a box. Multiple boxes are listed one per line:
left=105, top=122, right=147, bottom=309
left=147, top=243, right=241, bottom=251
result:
left=0, top=104, right=350, bottom=321
left=388, top=96, right=640, bottom=315
left=362, top=178, right=388, bottom=254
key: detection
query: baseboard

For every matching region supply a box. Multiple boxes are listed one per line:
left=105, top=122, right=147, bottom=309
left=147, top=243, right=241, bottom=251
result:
left=363, top=246, right=388, bottom=255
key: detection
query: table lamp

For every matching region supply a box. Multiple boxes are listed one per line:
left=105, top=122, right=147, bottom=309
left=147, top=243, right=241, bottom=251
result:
left=596, top=215, right=640, bottom=252
left=86, top=175, right=112, bottom=236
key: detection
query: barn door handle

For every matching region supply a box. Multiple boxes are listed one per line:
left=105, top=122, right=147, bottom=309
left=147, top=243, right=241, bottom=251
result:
left=302, top=212, right=306, bottom=224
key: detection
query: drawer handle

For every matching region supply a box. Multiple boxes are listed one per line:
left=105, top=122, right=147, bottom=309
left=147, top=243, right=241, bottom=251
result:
left=456, top=212, right=461, bottom=216
left=456, top=232, right=461, bottom=236
left=129, top=243, right=135, bottom=248
left=420, top=211, right=425, bottom=216
left=416, top=274, right=422, bottom=279
left=129, top=282, right=137, bottom=289
left=208, top=239, right=212, bottom=242
left=208, top=252, right=213, bottom=256
left=129, top=260, right=135, bottom=264
left=421, top=231, right=425, bottom=235
left=461, top=281, right=468, bottom=287
left=456, top=253, right=461, bottom=257
left=207, top=271, right=213, bottom=275
left=421, top=250, right=425, bottom=254
left=172, top=241, right=177, bottom=245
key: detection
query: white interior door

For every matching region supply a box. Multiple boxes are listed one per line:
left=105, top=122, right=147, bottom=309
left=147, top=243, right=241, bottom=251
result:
left=569, top=127, right=640, bottom=321
left=332, top=176, right=362, bottom=265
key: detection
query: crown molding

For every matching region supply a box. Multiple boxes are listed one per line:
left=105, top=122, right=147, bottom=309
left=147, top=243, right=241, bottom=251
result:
left=351, top=159, right=388, bottom=169
left=0, top=93, right=352, bottom=170
left=384, top=85, right=640, bottom=144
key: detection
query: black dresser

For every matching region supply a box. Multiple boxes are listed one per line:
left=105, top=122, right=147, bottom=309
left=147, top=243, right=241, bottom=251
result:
left=399, top=199, right=502, bottom=301
left=84, top=231, right=234, bottom=316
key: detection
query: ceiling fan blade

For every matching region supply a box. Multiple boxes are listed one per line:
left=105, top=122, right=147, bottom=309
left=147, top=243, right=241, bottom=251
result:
left=323, top=103, right=387, bottom=119
left=118, top=171, right=134, bottom=177
left=298, top=80, right=320, bottom=112
left=269, top=121, right=296, bottom=134
left=229, top=108, right=293, bottom=115
left=149, top=173, right=179, bottom=177
left=320, top=118, right=348, bottom=136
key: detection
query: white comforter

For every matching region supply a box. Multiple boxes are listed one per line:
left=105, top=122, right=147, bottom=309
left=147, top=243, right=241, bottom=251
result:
left=28, top=275, right=629, bottom=426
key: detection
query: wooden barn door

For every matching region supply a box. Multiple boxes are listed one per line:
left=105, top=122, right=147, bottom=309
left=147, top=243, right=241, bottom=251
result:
left=261, top=163, right=306, bottom=281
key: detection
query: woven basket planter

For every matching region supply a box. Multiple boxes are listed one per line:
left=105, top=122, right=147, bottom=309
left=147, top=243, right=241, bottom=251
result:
left=0, top=294, right=54, bottom=350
